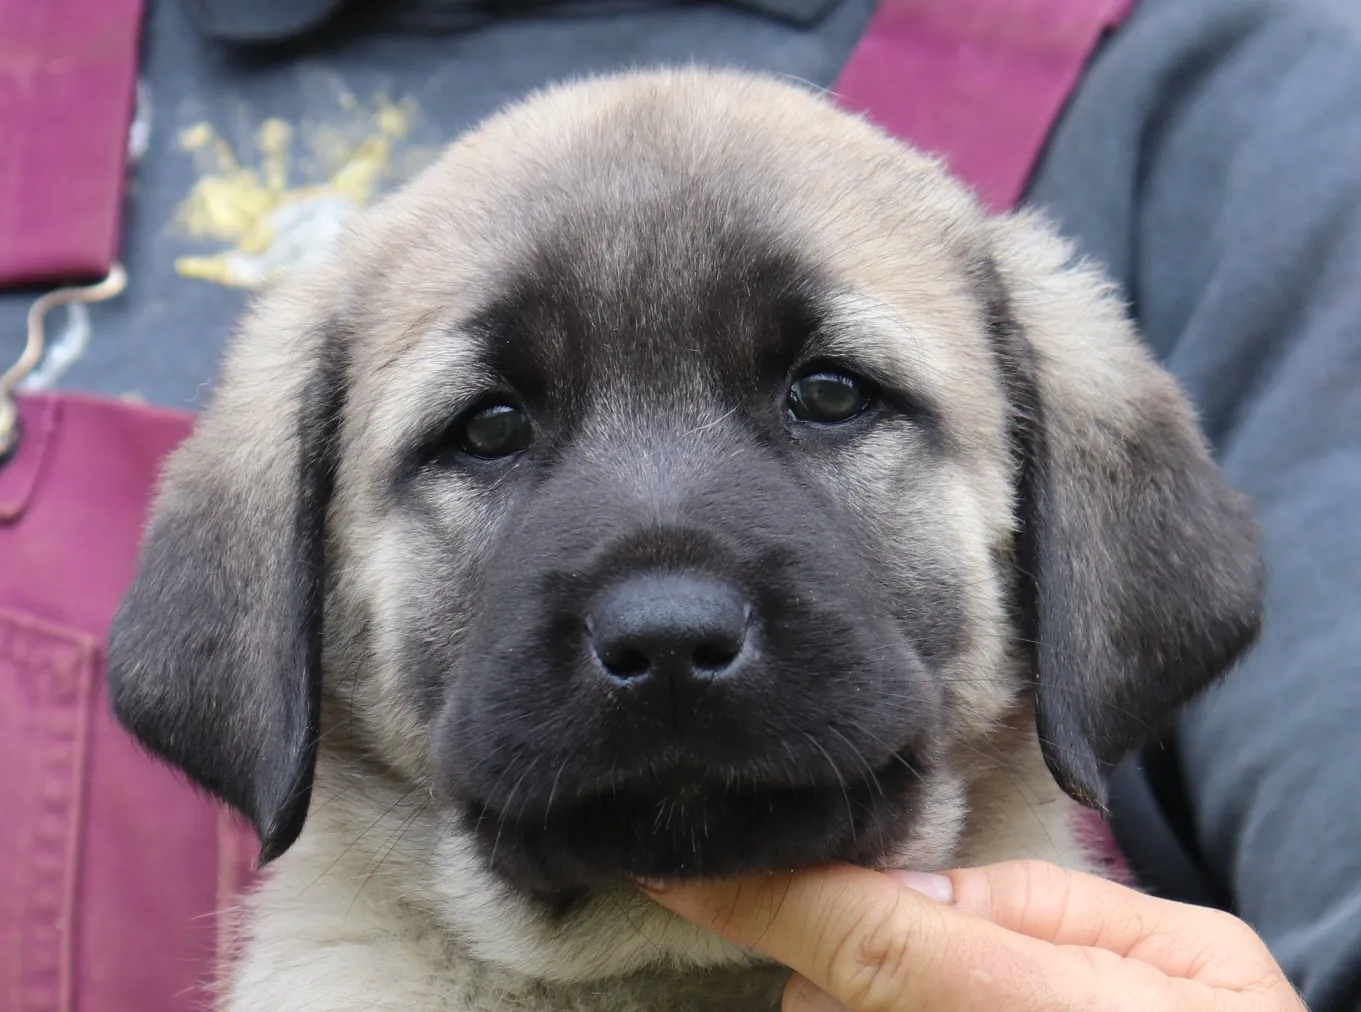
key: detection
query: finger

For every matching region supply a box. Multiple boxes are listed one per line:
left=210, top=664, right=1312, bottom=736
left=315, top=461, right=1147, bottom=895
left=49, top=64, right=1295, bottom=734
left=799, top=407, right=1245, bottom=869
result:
left=783, top=973, right=849, bottom=1012
left=642, top=865, right=1101, bottom=1012
left=938, top=860, right=1274, bottom=986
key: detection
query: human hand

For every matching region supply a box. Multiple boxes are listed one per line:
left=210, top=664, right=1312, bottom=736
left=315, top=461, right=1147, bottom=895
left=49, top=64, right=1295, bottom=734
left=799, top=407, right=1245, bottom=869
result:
left=640, top=859, right=1306, bottom=1011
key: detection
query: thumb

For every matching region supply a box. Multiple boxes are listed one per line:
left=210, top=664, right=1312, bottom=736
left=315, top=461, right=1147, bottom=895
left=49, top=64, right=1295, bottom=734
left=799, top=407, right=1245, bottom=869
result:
left=640, top=864, right=1074, bottom=1012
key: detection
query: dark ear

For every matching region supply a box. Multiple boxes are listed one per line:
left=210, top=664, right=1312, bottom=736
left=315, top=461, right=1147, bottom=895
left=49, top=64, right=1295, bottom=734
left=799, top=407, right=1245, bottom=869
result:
left=981, top=220, right=1265, bottom=810
left=107, top=286, right=347, bottom=863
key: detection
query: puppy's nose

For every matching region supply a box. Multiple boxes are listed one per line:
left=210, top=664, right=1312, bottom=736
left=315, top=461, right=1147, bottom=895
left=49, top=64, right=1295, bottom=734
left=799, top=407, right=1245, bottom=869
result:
left=588, top=575, right=750, bottom=721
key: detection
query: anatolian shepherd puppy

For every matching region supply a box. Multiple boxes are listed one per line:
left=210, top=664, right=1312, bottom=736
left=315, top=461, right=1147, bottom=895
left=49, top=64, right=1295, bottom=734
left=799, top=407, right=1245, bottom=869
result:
left=107, top=68, right=1264, bottom=1011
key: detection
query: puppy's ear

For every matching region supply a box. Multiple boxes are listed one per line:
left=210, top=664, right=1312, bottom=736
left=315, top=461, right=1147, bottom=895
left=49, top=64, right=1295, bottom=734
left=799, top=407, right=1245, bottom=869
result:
left=982, top=216, right=1264, bottom=810
left=107, top=279, right=347, bottom=862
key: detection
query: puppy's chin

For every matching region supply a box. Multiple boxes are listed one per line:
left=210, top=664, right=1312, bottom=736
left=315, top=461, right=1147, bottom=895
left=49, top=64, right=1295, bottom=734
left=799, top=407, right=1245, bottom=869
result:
left=459, top=751, right=929, bottom=895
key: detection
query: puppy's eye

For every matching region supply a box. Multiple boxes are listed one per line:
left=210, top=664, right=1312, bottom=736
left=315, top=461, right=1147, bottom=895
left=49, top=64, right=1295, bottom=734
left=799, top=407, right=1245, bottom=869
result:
left=787, top=371, right=873, bottom=424
left=457, top=404, right=532, bottom=459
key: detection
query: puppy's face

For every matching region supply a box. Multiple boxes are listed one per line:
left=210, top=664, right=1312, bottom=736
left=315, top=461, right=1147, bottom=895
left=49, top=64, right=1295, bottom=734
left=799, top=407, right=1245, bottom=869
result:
left=108, top=67, right=1263, bottom=956
left=357, top=215, right=1001, bottom=894
left=322, top=78, right=1033, bottom=894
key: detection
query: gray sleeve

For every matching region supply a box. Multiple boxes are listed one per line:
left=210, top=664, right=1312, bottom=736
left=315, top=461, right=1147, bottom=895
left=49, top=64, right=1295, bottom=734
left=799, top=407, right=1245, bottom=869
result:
left=1026, top=1, right=1361, bottom=1008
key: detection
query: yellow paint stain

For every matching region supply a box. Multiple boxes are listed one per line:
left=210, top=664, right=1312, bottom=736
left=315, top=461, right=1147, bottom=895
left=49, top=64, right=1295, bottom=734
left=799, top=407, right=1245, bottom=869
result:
left=170, top=94, right=427, bottom=288
left=178, top=121, right=214, bottom=150
left=258, top=118, right=293, bottom=194
left=328, top=97, right=415, bottom=206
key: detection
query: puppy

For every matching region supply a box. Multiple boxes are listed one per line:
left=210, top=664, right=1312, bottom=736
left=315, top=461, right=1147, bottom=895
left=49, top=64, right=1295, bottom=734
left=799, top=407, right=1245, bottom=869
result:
left=107, top=68, right=1264, bottom=1012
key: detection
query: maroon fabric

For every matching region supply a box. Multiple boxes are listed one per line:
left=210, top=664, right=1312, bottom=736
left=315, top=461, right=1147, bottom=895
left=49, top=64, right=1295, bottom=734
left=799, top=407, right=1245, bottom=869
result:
left=833, top=0, right=1137, bottom=212
left=0, top=0, right=143, bottom=286
left=0, top=395, right=257, bottom=1012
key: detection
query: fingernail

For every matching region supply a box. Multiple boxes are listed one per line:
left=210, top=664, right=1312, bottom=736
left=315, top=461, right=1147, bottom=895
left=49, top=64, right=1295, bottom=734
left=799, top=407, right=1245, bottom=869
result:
left=635, top=878, right=671, bottom=893
left=886, top=869, right=954, bottom=903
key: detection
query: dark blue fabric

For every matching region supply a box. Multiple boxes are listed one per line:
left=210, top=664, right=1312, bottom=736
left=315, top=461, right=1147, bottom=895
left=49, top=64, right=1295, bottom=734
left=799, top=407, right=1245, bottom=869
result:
left=182, top=0, right=842, bottom=44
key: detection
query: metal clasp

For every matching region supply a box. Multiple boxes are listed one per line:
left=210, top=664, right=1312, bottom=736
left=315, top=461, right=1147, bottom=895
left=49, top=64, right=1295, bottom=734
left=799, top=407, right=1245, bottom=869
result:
left=0, top=264, right=128, bottom=461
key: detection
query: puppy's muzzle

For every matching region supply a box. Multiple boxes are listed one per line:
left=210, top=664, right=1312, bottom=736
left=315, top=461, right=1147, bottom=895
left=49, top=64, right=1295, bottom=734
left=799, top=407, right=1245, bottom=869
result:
left=588, top=574, right=751, bottom=725
left=437, top=447, right=942, bottom=894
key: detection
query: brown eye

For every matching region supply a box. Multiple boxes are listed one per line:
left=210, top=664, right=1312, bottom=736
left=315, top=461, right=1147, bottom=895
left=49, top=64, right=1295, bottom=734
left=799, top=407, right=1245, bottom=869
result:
left=458, top=404, right=531, bottom=458
left=788, top=371, right=873, bottom=424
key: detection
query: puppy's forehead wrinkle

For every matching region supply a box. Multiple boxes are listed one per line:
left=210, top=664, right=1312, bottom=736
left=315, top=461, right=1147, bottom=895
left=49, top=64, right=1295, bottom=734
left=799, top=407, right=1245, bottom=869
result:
left=347, top=334, right=495, bottom=487
left=462, top=212, right=832, bottom=416
left=824, top=293, right=943, bottom=380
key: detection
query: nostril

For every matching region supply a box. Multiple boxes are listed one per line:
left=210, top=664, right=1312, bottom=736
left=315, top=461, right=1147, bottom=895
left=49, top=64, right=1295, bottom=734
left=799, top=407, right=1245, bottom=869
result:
left=692, top=639, right=741, bottom=672
left=600, top=646, right=651, bottom=680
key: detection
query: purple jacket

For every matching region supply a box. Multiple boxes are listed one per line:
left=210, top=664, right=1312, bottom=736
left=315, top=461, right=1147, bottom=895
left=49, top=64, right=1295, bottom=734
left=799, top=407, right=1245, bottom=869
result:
left=0, top=395, right=258, bottom=1012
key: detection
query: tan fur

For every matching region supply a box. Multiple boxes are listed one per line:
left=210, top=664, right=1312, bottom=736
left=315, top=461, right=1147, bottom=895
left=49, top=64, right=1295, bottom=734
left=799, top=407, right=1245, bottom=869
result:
left=129, top=68, right=1249, bottom=1011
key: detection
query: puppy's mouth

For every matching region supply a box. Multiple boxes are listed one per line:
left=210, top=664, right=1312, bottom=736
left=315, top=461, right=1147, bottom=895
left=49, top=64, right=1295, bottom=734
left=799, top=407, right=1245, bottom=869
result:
left=461, top=749, right=925, bottom=895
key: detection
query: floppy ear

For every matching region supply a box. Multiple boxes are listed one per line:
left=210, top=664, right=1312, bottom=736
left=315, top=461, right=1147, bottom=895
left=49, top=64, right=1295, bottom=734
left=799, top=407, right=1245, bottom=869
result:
left=107, top=280, right=347, bottom=863
left=981, top=216, right=1265, bottom=810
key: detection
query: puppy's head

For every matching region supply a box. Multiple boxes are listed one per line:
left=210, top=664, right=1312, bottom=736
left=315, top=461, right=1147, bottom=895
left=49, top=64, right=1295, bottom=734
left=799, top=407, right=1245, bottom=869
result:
left=109, top=67, right=1261, bottom=942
